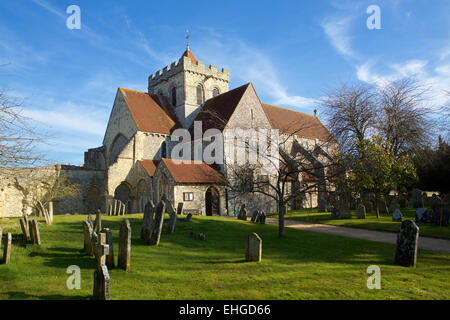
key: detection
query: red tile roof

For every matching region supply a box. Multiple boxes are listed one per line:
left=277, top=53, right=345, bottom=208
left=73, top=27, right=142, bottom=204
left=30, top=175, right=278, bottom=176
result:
left=138, top=160, right=160, bottom=177
left=161, top=158, right=224, bottom=184
left=261, top=103, right=334, bottom=142
left=190, top=83, right=251, bottom=134
left=119, top=88, right=180, bottom=135
left=181, top=48, right=198, bottom=64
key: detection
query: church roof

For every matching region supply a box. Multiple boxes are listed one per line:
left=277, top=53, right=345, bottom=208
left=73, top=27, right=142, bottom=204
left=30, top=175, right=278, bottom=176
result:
left=181, top=48, right=198, bottom=64
left=138, top=160, right=160, bottom=177
left=190, top=83, right=251, bottom=134
left=261, top=103, right=334, bottom=142
left=119, top=88, right=180, bottom=135
left=161, top=158, right=224, bottom=184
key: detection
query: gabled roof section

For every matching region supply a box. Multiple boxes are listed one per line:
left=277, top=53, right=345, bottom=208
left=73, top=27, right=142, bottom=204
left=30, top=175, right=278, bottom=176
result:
left=261, top=103, right=334, bottom=142
left=161, top=158, right=224, bottom=184
left=119, top=88, right=180, bottom=135
left=138, top=160, right=160, bottom=177
left=190, top=83, right=251, bottom=134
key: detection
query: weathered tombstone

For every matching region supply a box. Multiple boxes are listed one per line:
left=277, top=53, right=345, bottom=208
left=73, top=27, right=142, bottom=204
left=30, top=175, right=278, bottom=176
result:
left=167, top=211, right=177, bottom=234
left=93, top=265, right=110, bottom=300
left=395, top=220, right=419, bottom=267
left=118, top=219, right=131, bottom=271
left=410, top=189, right=423, bottom=208
left=141, top=201, right=155, bottom=241
left=251, top=210, right=259, bottom=222
left=149, top=201, right=165, bottom=246
left=258, top=211, right=266, bottom=224
left=93, top=233, right=110, bottom=300
left=28, top=219, right=34, bottom=244
left=19, top=217, right=29, bottom=241
left=163, top=195, right=176, bottom=216
left=356, top=204, right=366, bottom=219
left=186, top=213, right=192, bottom=222
left=415, top=208, right=427, bottom=222
left=87, top=214, right=93, bottom=229
left=238, top=205, right=247, bottom=221
left=339, top=201, right=351, bottom=219
left=31, top=220, right=41, bottom=245
left=245, top=233, right=262, bottom=262
left=176, top=202, right=184, bottom=215
left=94, top=210, right=102, bottom=233
left=102, top=228, right=115, bottom=269
left=91, top=232, right=98, bottom=259
left=392, top=209, right=403, bottom=222
left=3, top=233, right=12, bottom=264
left=83, top=221, right=94, bottom=256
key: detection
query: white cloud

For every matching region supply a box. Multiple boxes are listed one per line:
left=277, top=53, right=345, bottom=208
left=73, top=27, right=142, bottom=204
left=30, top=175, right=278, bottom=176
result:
left=321, top=16, right=356, bottom=58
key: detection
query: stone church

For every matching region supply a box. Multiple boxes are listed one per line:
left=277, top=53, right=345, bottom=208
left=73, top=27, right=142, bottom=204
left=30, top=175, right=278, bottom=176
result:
left=0, top=47, right=335, bottom=217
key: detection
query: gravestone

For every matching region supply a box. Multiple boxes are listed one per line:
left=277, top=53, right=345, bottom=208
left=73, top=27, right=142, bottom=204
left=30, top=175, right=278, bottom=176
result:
left=258, top=211, right=266, bottom=224
left=93, top=233, right=110, bottom=300
left=94, top=210, right=102, bottom=233
left=102, top=228, right=115, bottom=269
left=167, top=210, right=177, bottom=234
left=3, top=233, right=12, bottom=264
left=245, top=233, right=262, bottom=262
left=19, top=217, right=29, bottom=241
left=339, top=201, right=351, bottom=219
left=83, top=221, right=94, bottom=256
left=251, top=210, right=259, bottom=222
left=87, top=214, right=94, bottom=229
left=392, top=209, right=402, bottom=222
left=238, top=205, right=247, bottom=221
left=149, top=201, right=165, bottom=246
left=330, top=206, right=339, bottom=218
left=118, top=219, right=131, bottom=271
left=91, top=232, right=98, bottom=260
left=28, top=219, right=34, bottom=244
left=415, top=208, right=427, bottom=222
left=356, top=204, right=366, bottom=219
left=163, top=195, right=176, bottom=216
left=410, top=189, right=423, bottom=208
left=141, top=201, right=155, bottom=241
left=186, top=213, right=192, bottom=222
left=30, top=220, right=41, bottom=245
left=176, top=202, right=184, bottom=215
left=395, top=220, right=419, bottom=267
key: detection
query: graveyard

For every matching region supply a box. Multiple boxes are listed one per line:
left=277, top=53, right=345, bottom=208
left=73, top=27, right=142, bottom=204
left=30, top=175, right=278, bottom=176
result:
left=1, top=211, right=450, bottom=300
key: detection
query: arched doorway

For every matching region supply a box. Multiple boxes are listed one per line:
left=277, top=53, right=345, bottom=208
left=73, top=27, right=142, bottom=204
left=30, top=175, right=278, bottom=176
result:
left=205, top=186, right=220, bottom=216
left=114, top=182, right=131, bottom=213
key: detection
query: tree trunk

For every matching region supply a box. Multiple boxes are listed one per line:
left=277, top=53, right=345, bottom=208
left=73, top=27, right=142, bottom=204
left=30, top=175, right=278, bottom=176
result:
left=375, top=200, right=380, bottom=219
left=278, top=202, right=286, bottom=238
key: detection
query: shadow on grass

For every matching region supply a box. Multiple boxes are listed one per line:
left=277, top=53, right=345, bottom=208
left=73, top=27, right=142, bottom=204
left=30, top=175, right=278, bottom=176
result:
left=6, top=291, right=90, bottom=300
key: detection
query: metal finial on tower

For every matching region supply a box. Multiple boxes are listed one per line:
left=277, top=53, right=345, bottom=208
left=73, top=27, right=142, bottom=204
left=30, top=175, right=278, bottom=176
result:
left=185, top=29, right=190, bottom=50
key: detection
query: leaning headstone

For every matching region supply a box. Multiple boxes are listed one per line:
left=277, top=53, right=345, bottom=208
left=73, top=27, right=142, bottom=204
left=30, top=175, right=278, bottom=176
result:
left=118, top=219, right=131, bottom=271
left=3, top=233, right=12, bottom=264
left=102, top=228, right=115, bottom=269
left=251, top=210, right=259, bottom=222
left=149, top=201, right=165, bottom=246
left=141, top=201, right=155, bottom=241
left=167, top=211, right=177, bottom=234
left=164, top=197, right=176, bottom=216
left=245, top=233, right=262, bottom=262
left=93, top=233, right=110, bottom=300
left=356, top=204, right=366, bottom=219
left=94, top=210, right=102, bottom=233
left=176, top=202, right=184, bottom=215
left=87, top=214, right=94, bottom=229
left=395, top=220, right=419, bottom=267
left=238, top=205, right=247, bottom=221
left=31, top=220, right=41, bottom=245
left=19, top=217, right=29, bottom=241
left=415, top=208, right=427, bottom=222
left=83, top=221, right=94, bottom=256
left=392, top=209, right=403, bottom=222
left=410, top=189, right=423, bottom=208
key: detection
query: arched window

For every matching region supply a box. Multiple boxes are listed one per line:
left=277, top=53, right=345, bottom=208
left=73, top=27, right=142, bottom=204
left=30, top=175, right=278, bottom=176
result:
left=196, top=84, right=204, bottom=105
left=212, top=87, right=220, bottom=98
left=161, top=141, right=167, bottom=158
left=171, top=87, right=177, bottom=106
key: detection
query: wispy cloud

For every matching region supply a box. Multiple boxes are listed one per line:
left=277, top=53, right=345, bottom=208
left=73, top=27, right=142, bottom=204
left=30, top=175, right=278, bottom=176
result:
left=321, top=16, right=356, bottom=58
left=31, top=0, right=66, bottom=19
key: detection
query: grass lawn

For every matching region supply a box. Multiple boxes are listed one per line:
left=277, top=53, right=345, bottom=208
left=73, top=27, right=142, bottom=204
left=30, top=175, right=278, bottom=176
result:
left=268, top=208, right=450, bottom=240
left=0, top=213, right=449, bottom=300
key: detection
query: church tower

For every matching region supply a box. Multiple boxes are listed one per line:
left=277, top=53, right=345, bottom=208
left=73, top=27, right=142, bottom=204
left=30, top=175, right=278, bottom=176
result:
left=148, top=47, right=230, bottom=129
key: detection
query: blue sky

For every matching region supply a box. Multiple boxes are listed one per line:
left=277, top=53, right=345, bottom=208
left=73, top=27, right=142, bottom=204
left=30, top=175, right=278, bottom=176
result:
left=0, top=0, right=449, bottom=165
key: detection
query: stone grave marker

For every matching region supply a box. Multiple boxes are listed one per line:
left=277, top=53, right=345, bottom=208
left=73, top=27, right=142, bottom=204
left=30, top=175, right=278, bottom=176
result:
left=176, top=202, right=184, bottom=215
left=83, top=221, right=94, bottom=256
left=19, top=217, right=29, bottom=241
left=245, top=233, right=262, bottom=262
left=102, top=228, right=115, bottom=269
left=141, top=201, right=155, bottom=241
left=258, top=211, right=266, bottom=224
left=31, top=220, right=41, bottom=245
left=3, top=233, right=12, bottom=264
left=395, top=220, right=419, bottom=267
left=415, top=208, right=427, bottom=222
left=339, top=201, right=351, bottom=219
left=392, top=209, right=403, bottom=222
left=149, top=201, right=165, bottom=246
left=238, top=205, right=247, bottom=221
left=93, top=233, right=110, bottom=300
left=94, top=209, right=102, bottom=233
left=251, top=210, right=259, bottom=222
left=87, top=214, right=94, bottom=229
left=118, top=219, right=131, bottom=271
left=356, top=204, right=366, bottom=219
left=186, top=213, right=192, bottom=221
left=167, top=211, right=177, bottom=234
